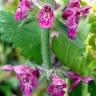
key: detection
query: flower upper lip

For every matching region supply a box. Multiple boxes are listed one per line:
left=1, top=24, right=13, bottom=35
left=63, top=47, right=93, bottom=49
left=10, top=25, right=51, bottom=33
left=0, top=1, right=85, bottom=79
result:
left=37, top=4, right=54, bottom=28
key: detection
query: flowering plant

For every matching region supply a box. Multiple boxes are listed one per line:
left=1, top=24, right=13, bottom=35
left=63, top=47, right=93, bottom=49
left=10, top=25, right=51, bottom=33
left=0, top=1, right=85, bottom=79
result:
left=0, top=0, right=96, bottom=96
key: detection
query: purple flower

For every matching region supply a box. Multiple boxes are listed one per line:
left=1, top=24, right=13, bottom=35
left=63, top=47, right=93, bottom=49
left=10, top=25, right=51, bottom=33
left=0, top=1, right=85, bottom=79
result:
left=68, top=0, right=80, bottom=8
left=62, top=8, right=75, bottom=19
left=15, top=7, right=22, bottom=20
left=47, top=74, right=66, bottom=96
left=62, top=0, right=91, bottom=39
left=24, top=0, right=32, bottom=8
left=15, top=0, right=31, bottom=20
left=68, top=25, right=77, bottom=38
left=67, top=71, right=93, bottom=92
left=37, top=4, right=54, bottom=28
left=0, top=64, right=39, bottom=96
left=79, top=6, right=92, bottom=17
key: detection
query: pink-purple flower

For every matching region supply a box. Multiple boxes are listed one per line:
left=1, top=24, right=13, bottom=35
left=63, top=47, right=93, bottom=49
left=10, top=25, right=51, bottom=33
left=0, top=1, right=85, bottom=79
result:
left=62, top=0, right=91, bottom=39
left=37, top=4, right=54, bottom=28
left=67, top=71, right=93, bottom=92
left=15, top=0, right=31, bottom=20
left=0, top=64, right=39, bottom=96
left=47, top=74, right=66, bottom=96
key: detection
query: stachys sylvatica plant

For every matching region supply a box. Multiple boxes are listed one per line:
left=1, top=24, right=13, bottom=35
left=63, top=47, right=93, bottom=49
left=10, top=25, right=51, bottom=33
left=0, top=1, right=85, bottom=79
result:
left=0, top=0, right=94, bottom=96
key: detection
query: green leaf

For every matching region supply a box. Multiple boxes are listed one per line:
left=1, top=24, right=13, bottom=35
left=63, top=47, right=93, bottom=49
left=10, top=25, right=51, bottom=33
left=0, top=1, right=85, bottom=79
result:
left=89, top=15, right=96, bottom=24
left=88, top=81, right=96, bottom=96
left=13, top=22, right=42, bottom=63
left=52, top=32, right=84, bottom=72
left=89, top=15, right=96, bottom=34
left=90, top=22, right=96, bottom=34
left=0, top=11, right=42, bottom=64
left=0, top=11, right=20, bottom=42
left=52, top=19, right=90, bottom=73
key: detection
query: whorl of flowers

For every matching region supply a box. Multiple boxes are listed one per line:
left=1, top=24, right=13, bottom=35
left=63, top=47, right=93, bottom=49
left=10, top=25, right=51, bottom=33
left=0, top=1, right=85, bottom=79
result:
left=62, top=0, right=91, bottom=38
left=0, top=65, right=39, bottom=96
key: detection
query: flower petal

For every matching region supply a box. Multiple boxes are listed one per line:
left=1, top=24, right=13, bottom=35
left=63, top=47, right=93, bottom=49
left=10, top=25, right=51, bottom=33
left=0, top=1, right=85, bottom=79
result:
left=67, top=24, right=77, bottom=39
left=24, top=0, right=32, bottom=8
left=14, top=64, right=30, bottom=74
left=79, top=6, right=91, bottom=12
left=51, top=74, right=66, bottom=87
left=52, top=89, right=64, bottom=96
left=82, top=76, right=93, bottom=83
left=65, top=15, right=76, bottom=26
left=15, top=7, right=21, bottom=20
left=47, top=83, right=54, bottom=93
left=62, top=8, right=75, bottom=19
left=0, top=65, right=14, bottom=71
left=37, top=4, right=54, bottom=28
left=48, top=74, right=66, bottom=96
left=68, top=0, right=80, bottom=8
left=69, top=79, right=81, bottom=92
left=17, top=73, right=38, bottom=96
left=79, top=6, right=91, bottom=17
left=67, top=71, right=81, bottom=80
left=15, top=0, right=31, bottom=20
left=30, top=68, right=40, bottom=78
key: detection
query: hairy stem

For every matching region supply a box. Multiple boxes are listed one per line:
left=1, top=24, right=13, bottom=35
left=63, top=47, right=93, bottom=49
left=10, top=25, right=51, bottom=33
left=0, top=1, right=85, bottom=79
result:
left=41, top=29, right=51, bottom=69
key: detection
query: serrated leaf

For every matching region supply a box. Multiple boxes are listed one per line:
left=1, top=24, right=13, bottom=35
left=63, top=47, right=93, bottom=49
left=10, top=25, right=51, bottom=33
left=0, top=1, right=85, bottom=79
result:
left=52, top=32, right=84, bottom=72
left=13, top=22, right=42, bottom=63
left=52, top=19, right=89, bottom=73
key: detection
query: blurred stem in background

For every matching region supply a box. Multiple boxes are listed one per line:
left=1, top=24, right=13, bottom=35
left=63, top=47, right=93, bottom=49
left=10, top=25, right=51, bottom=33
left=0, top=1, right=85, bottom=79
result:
left=0, top=0, right=3, bottom=10
left=82, top=39, right=90, bottom=96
